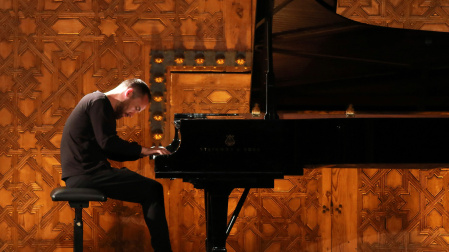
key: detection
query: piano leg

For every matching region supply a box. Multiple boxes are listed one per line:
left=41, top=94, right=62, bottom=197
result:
left=204, top=186, right=233, bottom=252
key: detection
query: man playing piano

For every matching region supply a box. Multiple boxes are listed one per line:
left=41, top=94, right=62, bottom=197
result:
left=60, top=78, right=172, bottom=252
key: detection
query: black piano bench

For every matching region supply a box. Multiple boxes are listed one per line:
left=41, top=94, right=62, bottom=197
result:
left=50, top=187, right=107, bottom=252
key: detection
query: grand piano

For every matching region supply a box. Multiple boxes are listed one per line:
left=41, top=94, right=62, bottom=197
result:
left=155, top=0, right=449, bottom=251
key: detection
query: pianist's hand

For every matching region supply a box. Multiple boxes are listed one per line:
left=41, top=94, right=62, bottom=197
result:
left=141, top=146, right=171, bottom=157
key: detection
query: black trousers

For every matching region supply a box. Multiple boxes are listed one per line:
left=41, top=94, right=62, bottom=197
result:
left=65, top=167, right=172, bottom=252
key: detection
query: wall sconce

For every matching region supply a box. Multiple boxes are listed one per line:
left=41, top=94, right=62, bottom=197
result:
left=154, top=73, right=164, bottom=83
left=195, top=53, right=205, bottom=64
left=152, top=112, right=164, bottom=121
left=174, top=53, right=184, bottom=64
left=152, top=129, right=163, bottom=141
left=154, top=53, right=164, bottom=64
left=215, top=54, right=225, bottom=65
left=235, top=54, right=246, bottom=65
left=152, top=92, right=163, bottom=102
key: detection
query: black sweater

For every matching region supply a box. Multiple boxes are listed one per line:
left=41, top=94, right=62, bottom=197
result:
left=60, top=91, right=142, bottom=180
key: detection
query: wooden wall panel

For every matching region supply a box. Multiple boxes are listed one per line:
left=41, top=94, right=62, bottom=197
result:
left=303, top=165, right=449, bottom=252
left=337, top=0, right=449, bottom=31
left=315, top=165, right=449, bottom=251
left=2, top=0, right=449, bottom=251
left=0, top=0, right=254, bottom=251
left=357, top=166, right=449, bottom=251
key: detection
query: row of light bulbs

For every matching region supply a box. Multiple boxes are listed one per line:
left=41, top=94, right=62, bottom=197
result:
left=153, top=52, right=246, bottom=65
left=150, top=51, right=248, bottom=141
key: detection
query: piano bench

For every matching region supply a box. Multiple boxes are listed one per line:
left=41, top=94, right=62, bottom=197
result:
left=50, top=187, right=107, bottom=252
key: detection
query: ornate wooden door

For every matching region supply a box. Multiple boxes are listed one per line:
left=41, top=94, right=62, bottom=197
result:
left=319, top=167, right=358, bottom=251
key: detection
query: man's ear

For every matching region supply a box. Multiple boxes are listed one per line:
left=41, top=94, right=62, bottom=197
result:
left=124, top=88, right=134, bottom=98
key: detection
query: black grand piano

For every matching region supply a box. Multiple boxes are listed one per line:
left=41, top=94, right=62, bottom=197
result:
left=155, top=0, right=449, bottom=251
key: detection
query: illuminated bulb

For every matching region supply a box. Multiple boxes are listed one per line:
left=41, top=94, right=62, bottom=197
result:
left=154, top=76, right=164, bottom=83
left=152, top=129, right=163, bottom=140
left=175, top=58, right=183, bottom=64
left=153, top=93, right=163, bottom=102
left=215, top=54, right=225, bottom=65
left=216, top=58, right=225, bottom=65
left=175, top=53, right=184, bottom=64
left=153, top=133, right=163, bottom=140
left=153, top=113, right=163, bottom=121
left=235, top=56, right=245, bottom=65
left=195, top=57, right=205, bottom=64
left=154, top=57, right=164, bottom=64
left=195, top=53, right=205, bottom=64
left=153, top=53, right=164, bottom=64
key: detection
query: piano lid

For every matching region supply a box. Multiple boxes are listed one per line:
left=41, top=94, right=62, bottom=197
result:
left=251, top=0, right=449, bottom=113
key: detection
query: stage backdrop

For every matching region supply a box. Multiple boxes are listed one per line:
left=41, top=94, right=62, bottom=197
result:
left=1, top=0, right=449, bottom=251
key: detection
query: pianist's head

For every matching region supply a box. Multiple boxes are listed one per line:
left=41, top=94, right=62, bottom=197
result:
left=107, top=78, right=151, bottom=119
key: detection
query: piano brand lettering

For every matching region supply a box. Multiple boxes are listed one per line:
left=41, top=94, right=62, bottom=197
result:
left=225, top=134, right=236, bottom=147
left=199, top=147, right=261, bottom=152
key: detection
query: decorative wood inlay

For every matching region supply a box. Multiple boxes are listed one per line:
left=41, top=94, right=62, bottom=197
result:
left=1, top=0, right=449, bottom=251
left=337, top=0, right=449, bottom=31
left=357, top=167, right=449, bottom=250
left=0, top=0, right=254, bottom=251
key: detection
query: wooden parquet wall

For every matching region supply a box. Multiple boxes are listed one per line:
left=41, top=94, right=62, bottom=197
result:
left=336, top=1, right=449, bottom=251
left=0, top=0, right=254, bottom=251
left=1, top=0, right=449, bottom=251
left=337, top=0, right=449, bottom=31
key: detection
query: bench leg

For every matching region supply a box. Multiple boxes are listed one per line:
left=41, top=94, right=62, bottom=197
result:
left=74, top=207, right=83, bottom=252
